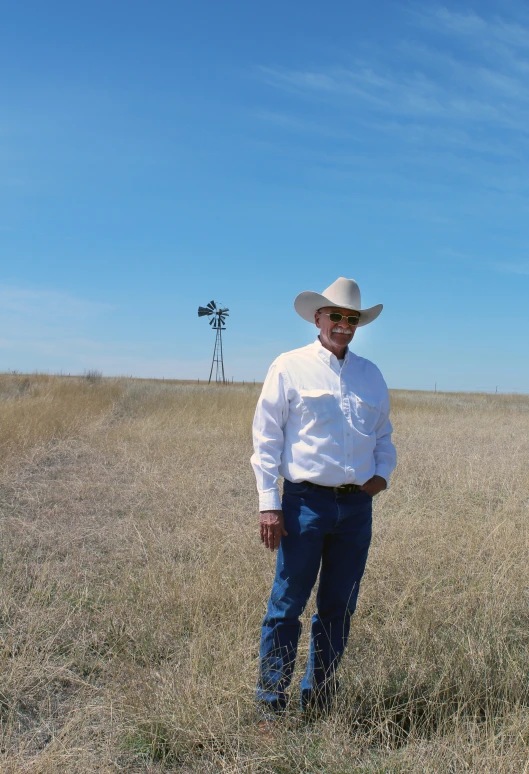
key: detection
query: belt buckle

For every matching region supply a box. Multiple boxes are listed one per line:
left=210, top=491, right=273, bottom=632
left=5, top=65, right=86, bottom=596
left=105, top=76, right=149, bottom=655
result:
left=334, top=483, right=359, bottom=494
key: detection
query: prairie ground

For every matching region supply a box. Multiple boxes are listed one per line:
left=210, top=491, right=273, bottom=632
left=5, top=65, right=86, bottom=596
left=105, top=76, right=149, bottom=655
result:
left=0, top=373, right=528, bottom=773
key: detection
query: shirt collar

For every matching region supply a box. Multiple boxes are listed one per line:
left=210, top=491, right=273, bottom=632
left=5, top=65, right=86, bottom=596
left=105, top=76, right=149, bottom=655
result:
left=312, top=337, right=350, bottom=368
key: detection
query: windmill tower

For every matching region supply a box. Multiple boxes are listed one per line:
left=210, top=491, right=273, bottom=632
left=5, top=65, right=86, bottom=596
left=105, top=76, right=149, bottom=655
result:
left=198, top=300, right=229, bottom=384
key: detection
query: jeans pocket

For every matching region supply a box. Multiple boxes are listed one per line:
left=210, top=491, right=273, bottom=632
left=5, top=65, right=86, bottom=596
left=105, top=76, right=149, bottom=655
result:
left=283, top=480, right=310, bottom=495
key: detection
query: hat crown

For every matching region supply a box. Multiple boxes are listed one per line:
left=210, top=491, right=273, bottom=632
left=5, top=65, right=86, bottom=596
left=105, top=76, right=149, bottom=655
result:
left=321, top=277, right=361, bottom=310
left=293, top=275, right=382, bottom=327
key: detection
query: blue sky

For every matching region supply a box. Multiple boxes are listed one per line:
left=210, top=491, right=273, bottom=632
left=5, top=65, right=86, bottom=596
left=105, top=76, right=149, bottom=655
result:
left=1, top=0, right=528, bottom=391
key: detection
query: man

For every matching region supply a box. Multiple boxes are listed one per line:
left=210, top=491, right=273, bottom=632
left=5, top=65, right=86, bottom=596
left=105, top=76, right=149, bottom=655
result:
left=251, top=276, right=396, bottom=716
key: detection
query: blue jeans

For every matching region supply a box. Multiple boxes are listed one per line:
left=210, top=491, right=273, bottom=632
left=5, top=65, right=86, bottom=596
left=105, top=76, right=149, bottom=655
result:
left=256, top=479, right=373, bottom=713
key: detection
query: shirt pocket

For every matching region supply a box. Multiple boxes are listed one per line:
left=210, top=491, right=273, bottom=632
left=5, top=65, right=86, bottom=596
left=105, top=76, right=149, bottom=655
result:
left=299, top=389, right=336, bottom=426
left=351, top=394, right=380, bottom=435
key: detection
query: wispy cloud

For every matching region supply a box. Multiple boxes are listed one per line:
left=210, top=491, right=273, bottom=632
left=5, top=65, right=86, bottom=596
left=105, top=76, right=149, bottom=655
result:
left=0, top=285, right=114, bottom=368
left=257, top=6, right=529, bottom=144
left=0, top=285, right=216, bottom=378
left=491, top=261, right=529, bottom=275
left=0, top=336, right=105, bottom=357
left=252, top=109, right=353, bottom=140
left=414, top=6, right=529, bottom=52
left=259, top=58, right=529, bottom=131
left=0, top=284, right=111, bottom=319
left=0, top=177, right=26, bottom=188
left=251, top=3, right=529, bottom=224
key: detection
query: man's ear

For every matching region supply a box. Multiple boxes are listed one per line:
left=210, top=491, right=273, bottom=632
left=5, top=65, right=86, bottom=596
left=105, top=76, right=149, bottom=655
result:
left=314, top=311, right=321, bottom=329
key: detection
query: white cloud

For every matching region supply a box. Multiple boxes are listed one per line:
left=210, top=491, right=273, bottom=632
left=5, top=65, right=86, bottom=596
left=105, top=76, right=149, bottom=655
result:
left=258, top=7, right=529, bottom=135
left=0, top=285, right=114, bottom=369
left=0, top=336, right=104, bottom=355
left=0, top=285, right=223, bottom=380
left=491, top=261, right=529, bottom=275
left=260, top=58, right=529, bottom=129
left=252, top=109, right=353, bottom=140
left=251, top=4, right=529, bottom=219
left=416, top=6, right=529, bottom=50
left=0, top=284, right=111, bottom=320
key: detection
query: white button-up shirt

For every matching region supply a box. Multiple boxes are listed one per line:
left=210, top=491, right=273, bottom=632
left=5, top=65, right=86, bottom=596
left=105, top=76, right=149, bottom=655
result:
left=251, top=339, right=397, bottom=511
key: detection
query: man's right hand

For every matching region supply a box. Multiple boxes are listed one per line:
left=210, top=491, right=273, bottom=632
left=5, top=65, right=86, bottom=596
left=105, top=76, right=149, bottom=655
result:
left=259, top=510, right=288, bottom=551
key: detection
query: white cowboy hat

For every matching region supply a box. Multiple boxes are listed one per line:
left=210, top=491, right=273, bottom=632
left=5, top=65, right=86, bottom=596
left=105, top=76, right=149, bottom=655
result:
left=294, top=277, right=383, bottom=327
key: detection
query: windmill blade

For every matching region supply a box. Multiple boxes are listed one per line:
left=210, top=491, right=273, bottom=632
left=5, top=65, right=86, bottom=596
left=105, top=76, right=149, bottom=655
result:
left=198, top=306, right=213, bottom=317
left=219, top=308, right=229, bottom=315
left=209, top=317, right=216, bottom=325
left=207, top=300, right=217, bottom=310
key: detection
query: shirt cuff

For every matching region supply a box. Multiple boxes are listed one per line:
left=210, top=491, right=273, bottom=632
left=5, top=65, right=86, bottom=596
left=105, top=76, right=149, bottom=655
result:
left=259, top=489, right=282, bottom=511
left=375, top=465, right=392, bottom=489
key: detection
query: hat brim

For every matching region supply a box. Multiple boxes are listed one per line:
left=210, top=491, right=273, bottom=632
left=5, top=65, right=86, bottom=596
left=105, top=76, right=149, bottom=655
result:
left=294, top=291, right=383, bottom=327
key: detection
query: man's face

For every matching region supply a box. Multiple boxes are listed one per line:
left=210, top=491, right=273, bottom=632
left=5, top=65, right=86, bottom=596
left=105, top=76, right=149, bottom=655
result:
left=314, top=306, right=359, bottom=354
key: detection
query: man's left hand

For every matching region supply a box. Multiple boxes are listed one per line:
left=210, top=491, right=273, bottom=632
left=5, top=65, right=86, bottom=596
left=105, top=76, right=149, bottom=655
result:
left=360, top=475, right=387, bottom=497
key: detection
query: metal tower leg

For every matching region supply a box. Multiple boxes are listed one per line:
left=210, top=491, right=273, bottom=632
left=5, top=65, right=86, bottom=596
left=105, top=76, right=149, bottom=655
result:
left=208, top=335, right=216, bottom=384
left=209, top=328, right=225, bottom=384
left=219, top=329, right=225, bottom=383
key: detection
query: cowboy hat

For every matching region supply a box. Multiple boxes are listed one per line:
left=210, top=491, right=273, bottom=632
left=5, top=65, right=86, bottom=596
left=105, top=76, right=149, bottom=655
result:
left=294, top=277, right=383, bottom=327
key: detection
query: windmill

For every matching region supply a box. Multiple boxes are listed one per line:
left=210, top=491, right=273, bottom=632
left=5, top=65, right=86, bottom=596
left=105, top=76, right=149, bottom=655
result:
left=198, top=300, right=229, bottom=384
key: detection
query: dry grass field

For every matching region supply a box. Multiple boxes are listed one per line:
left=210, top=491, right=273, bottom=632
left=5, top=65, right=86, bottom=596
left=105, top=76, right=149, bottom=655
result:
left=0, top=373, right=528, bottom=773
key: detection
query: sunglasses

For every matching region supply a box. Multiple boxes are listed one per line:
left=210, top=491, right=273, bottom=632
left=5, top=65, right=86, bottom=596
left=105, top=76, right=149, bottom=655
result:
left=321, top=312, right=361, bottom=326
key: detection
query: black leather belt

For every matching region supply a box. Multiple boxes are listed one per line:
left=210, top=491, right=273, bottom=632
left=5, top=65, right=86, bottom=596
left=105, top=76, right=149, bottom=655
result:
left=301, top=480, right=362, bottom=494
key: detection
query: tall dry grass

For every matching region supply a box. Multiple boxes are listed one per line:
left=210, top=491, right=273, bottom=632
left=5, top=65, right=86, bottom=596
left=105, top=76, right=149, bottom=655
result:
left=0, top=374, right=528, bottom=773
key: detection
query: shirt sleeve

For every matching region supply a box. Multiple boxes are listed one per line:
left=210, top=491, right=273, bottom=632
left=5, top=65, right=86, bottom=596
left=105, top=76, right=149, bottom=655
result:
left=373, top=385, right=397, bottom=486
left=250, top=360, right=290, bottom=511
